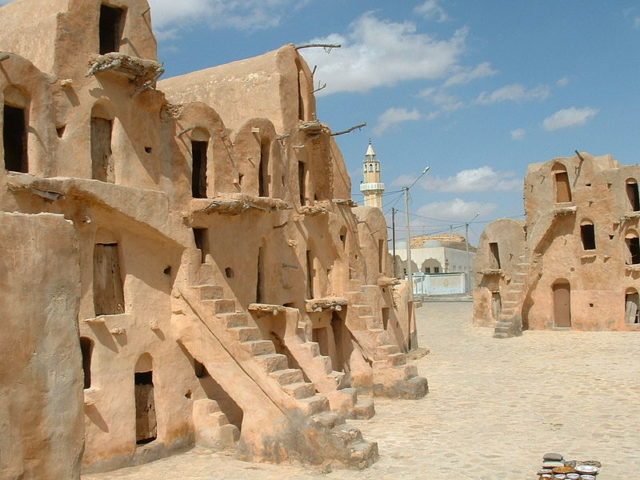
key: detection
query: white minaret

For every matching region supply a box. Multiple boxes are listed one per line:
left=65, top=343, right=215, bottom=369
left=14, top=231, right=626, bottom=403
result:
left=360, top=141, right=385, bottom=208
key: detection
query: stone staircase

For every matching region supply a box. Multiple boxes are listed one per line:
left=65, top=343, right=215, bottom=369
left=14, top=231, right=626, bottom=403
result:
left=493, top=253, right=531, bottom=339
left=176, top=258, right=378, bottom=467
left=346, top=280, right=428, bottom=400
left=192, top=398, right=240, bottom=450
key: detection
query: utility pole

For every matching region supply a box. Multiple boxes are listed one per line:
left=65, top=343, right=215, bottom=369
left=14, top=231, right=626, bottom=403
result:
left=392, top=208, right=397, bottom=277
left=404, top=187, right=412, bottom=288
left=464, top=213, right=480, bottom=292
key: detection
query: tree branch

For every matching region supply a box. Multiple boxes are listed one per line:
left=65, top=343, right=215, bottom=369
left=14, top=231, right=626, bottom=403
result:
left=295, top=43, right=342, bottom=52
left=331, top=123, right=367, bottom=137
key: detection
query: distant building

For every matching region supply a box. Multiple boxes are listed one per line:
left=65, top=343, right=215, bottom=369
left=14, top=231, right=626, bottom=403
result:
left=360, top=142, right=385, bottom=208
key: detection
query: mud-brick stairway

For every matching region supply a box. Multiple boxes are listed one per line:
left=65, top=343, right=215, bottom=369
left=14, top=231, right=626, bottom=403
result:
left=493, top=253, right=531, bottom=339
left=174, top=256, right=378, bottom=468
left=346, top=280, right=429, bottom=399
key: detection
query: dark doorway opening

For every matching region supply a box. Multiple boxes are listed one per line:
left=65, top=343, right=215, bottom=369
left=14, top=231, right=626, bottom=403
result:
left=99, top=4, right=125, bottom=54
left=625, top=289, right=640, bottom=324
left=381, top=307, right=390, bottom=330
left=191, top=140, right=208, bottom=198
left=256, top=246, right=265, bottom=303
left=3, top=104, right=27, bottom=172
left=135, top=370, right=157, bottom=445
left=626, top=236, right=640, bottom=265
left=489, top=242, right=501, bottom=269
left=555, top=171, right=572, bottom=203
left=581, top=223, right=596, bottom=250
left=627, top=180, right=640, bottom=212
left=378, top=239, right=384, bottom=273
left=91, top=117, right=114, bottom=182
left=330, top=312, right=348, bottom=372
left=258, top=140, right=270, bottom=197
left=193, top=228, right=209, bottom=263
left=80, top=337, right=94, bottom=389
left=306, top=250, right=314, bottom=298
left=93, top=243, right=125, bottom=316
left=298, top=161, right=306, bottom=205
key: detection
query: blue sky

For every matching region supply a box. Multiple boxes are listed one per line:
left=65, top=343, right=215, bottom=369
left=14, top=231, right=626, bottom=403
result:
left=8, top=0, right=638, bottom=243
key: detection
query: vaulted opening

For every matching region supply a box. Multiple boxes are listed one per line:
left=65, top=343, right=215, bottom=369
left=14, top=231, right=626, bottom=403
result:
left=330, top=311, right=349, bottom=372
left=3, top=104, right=27, bottom=173
left=378, top=239, right=385, bottom=273
left=491, top=292, right=502, bottom=321
left=193, top=228, right=209, bottom=263
left=256, top=245, right=265, bottom=303
left=91, top=115, right=114, bottom=182
left=580, top=222, right=596, bottom=250
left=93, top=243, right=125, bottom=316
left=99, top=4, right=125, bottom=54
left=381, top=307, right=390, bottom=330
left=135, top=354, right=157, bottom=445
left=258, top=139, right=270, bottom=197
left=554, top=169, right=572, bottom=203
left=626, top=179, right=640, bottom=212
left=489, top=242, right=501, bottom=269
left=298, top=161, right=307, bottom=206
left=295, top=59, right=308, bottom=121
left=625, top=288, right=640, bottom=324
left=339, top=227, right=347, bottom=250
left=552, top=280, right=571, bottom=328
left=626, top=232, right=640, bottom=265
left=191, top=139, right=208, bottom=198
left=80, top=337, right=94, bottom=389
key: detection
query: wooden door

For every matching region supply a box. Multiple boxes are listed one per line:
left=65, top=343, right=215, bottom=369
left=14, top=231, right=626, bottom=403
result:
left=553, top=281, right=571, bottom=327
left=91, top=117, right=114, bottom=182
left=93, top=244, right=125, bottom=316
left=135, top=372, right=157, bottom=444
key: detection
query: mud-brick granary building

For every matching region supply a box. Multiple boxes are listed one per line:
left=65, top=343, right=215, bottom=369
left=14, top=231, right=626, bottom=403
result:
left=474, top=152, right=640, bottom=338
left=0, top=0, right=427, bottom=478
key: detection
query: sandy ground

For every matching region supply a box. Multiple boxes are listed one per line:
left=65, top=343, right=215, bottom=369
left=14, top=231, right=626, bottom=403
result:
left=85, top=301, right=640, bottom=480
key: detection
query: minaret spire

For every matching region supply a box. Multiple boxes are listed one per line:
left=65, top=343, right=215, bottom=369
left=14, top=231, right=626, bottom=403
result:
left=360, top=141, right=385, bottom=208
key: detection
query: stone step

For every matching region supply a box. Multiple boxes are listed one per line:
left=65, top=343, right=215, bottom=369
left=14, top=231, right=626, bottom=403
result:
left=203, top=299, right=236, bottom=314
left=270, top=368, right=304, bottom=386
left=193, top=284, right=224, bottom=300
left=352, top=396, right=375, bottom=420
left=299, top=395, right=330, bottom=415
left=386, top=352, right=406, bottom=366
left=218, top=312, right=248, bottom=328
left=241, top=340, right=275, bottom=356
left=283, top=381, right=316, bottom=399
left=346, top=440, right=379, bottom=469
left=310, top=411, right=344, bottom=430
left=375, top=344, right=400, bottom=359
left=301, top=341, right=320, bottom=357
left=207, top=411, right=230, bottom=427
left=254, top=353, right=289, bottom=372
left=318, top=355, right=333, bottom=374
left=197, top=263, right=216, bottom=284
left=329, top=370, right=348, bottom=389
left=227, top=326, right=261, bottom=342
left=330, top=423, right=363, bottom=447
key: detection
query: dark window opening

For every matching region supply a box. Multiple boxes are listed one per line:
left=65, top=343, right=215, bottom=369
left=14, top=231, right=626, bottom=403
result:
left=627, top=181, right=640, bottom=212
left=581, top=223, right=596, bottom=250
left=258, top=141, right=270, bottom=197
left=56, top=125, right=66, bottom=138
left=306, top=250, right=314, bottom=298
left=135, top=370, right=157, bottom=445
left=91, top=117, right=114, bottom=182
left=489, top=242, right=501, bottom=269
left=80, top=337, right=94, bottom=389
left=93, top=243, right=125, bottom=316
left=627, top=236, right=640, bottom=265
left=144, top=146, right=152, bottom=154
left=225, top=267, right=234, bottom=278
left=99, top=4, right=125, bottom=55
left=625, top=290, right=640, bottom=324
left=191, top=140, right=208, bottom=198
left=381, top=307, right=390, bottom=330
left=194, top=360, right=207, bottom=379
left=298, top=161, right=306, bottom=206
left=378, top=239, right=384, bottom=273
left=555, top=171, right=572, bottom=203
left=3, top=104, right=27, bottom=173
left=238, top=173, right=244, bottom=186
left=193, top=228, right=209, bottom=263
left=434, top=267, right=440, bottom=273
left=256, top=246, right=265, bottom=303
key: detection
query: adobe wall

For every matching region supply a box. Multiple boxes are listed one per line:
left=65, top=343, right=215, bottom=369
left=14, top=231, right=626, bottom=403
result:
left=0, top=213, right=84, bottom=480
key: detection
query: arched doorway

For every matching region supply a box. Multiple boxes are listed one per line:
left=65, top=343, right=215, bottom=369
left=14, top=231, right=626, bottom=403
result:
left=552, top=280, right=571, bottom=328
left=134, top=354, right=157, bottom=445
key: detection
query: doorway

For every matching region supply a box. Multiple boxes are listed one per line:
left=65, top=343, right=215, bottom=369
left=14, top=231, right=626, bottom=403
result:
left=491, top=292, right=502, bottom=321
left=135, top=369, right=157, bottom=445
left=552, top=280, right=571, bottom=328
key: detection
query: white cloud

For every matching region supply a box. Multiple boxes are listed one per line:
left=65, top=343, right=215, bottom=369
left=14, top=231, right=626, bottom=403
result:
left=300, top=13, right=468, bottom=95
left=510, top=128, right=526, bottom=140
left=556, top=76, right=570, bottom=87
left=392, top=166, right=520, bottom=192
left=417, top=198, right=497, bottom=221
left=419, top=87, right=464, bottom=112
left=148, top=0, right=304, bottom=35
left=475, top=83, right=551, bottom=105
left=414, top=0, right=448, bottom=22
left=542, top=106, right=599, bottom=131
left=634, top=16, right=640, bottom=29
left=374, top=107, right=422, bottom=135
left=444, top=62, right=497, bottom=87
